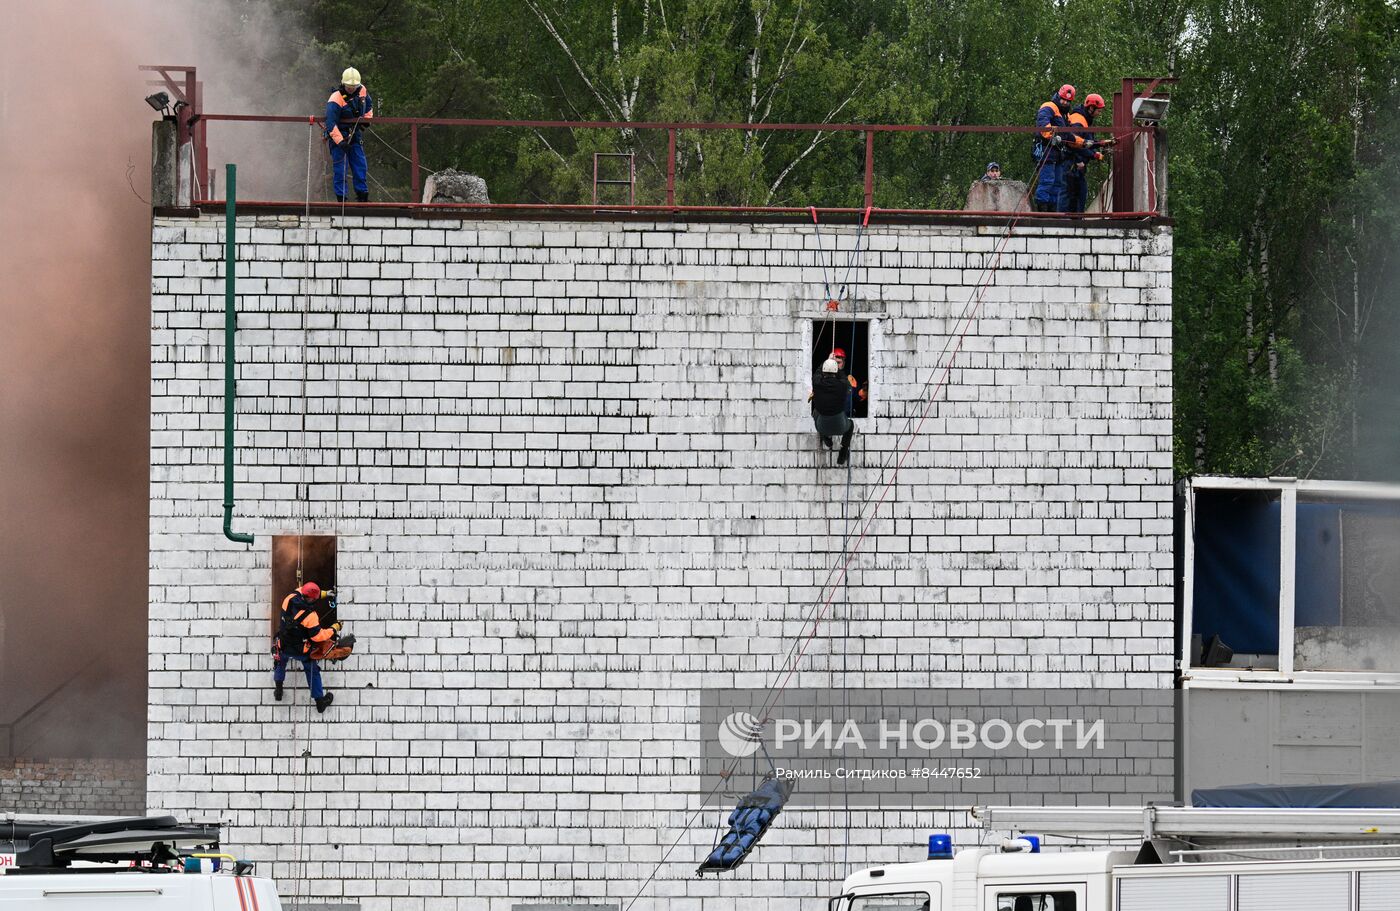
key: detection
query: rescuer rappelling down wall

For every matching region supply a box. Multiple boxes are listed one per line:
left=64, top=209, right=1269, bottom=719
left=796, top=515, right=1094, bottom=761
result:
left=272, top=582, right=354, bottom=713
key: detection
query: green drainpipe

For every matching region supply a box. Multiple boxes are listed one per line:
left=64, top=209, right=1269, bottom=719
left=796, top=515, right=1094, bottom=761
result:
left=223, top=163, right=254, bottom=545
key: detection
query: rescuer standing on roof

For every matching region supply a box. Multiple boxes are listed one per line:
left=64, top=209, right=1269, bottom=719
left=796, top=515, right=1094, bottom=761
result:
left=810, top=347, right=866, bottom=466
left=1062, top=93, right=1108, bottom=213
left=1032, top=84, right=1076, bottom=212
left=325, top=67, right=374, bottom=203
left=273, top=582, right=337, bottom=712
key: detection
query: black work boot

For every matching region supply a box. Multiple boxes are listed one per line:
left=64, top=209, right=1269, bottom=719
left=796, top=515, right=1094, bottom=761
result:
left=274, top=681, right=284, bottom=702
left=315, top=692, right=334, bottom=714
left=837, top=446, right=850, bottom=466
left=355, top=191, right=369, bottom=203
left=821, top=436, right=834, bottom=450
left=335, top=194, right=346, bottom=203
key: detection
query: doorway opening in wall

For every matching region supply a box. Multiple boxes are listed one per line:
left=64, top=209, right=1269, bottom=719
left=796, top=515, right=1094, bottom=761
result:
left=812, top=318, right=869, bottom=418
left=271, top=536, right=337, bottom=637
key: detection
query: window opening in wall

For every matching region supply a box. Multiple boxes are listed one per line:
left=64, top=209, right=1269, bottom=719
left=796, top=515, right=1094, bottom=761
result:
left=811, top=318, right=869, bottom=418
left=1294, top=496, right=1400, bottom=673
left=1189, top=489, right=1281, bottom=670
left=271, top=535, right=337, bottom=638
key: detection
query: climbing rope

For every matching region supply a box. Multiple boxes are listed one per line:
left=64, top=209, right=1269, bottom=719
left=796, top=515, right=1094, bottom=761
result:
left=365, top=126, right=444, bottom=198
left=297, top=122, right=317, bottom=588
left=809, top=204, right=874, bottom=878
left=621, top=143, right=1062, bottom=909
left=834, top=212, right=868, bottom=879
left=809, top=207, right=840, bottom=358
left=285, top=120, right=320, bottom=907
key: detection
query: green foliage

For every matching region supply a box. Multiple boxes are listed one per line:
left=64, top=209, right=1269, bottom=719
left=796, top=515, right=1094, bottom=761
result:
left=275, top=0, right=1398, bottom=480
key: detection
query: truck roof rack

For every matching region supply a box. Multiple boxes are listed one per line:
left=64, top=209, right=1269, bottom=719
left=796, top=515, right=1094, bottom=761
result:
left=13, top=815, right=221, bottom=870
left=974, top=805, right=1400, bottom=840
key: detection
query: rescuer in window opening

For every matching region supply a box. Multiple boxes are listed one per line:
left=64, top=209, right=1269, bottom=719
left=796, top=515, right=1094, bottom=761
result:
left=1062, top=93, right=1111, bottom=213
left=980, top=162, right=1003, bottom=182
left=1032, top=84, right=1075, bottom=212
left=273, top=581, right=341, bottom=712
left=325, top=67, right=374, bottom=203
left=810, top=348, right=866, bottom=466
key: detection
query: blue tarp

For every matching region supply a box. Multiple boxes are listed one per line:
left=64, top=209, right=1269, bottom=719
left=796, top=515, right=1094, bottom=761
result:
left=1193, top=780, right=1400, bottom=808
left=697, top=775, right=793, bottom=873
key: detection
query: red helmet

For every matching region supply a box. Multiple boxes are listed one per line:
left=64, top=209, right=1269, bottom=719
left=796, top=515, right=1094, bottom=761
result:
left=831, top=348, right=847, bottom=359
left=1085, top=93, right=1105, bottom=112
left=298, top=582, right=321, bottom=599
left=1058, top=84, right=1076, bottom=104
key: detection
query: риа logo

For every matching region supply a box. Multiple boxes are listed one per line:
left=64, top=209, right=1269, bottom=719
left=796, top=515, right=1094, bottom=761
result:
left=717, top=712, right=764, bottom=758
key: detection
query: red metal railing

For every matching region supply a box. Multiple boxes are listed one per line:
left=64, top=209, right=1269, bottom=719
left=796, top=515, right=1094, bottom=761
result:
left=183, top=97, right=1170, bottom=220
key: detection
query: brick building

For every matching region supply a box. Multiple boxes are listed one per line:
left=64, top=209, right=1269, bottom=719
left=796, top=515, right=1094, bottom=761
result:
left=148, top=215, right=1173, bottom=910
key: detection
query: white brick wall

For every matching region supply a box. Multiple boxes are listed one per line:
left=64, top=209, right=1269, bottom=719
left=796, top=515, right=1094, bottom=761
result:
left=149, top=215, right=1173, bottom=910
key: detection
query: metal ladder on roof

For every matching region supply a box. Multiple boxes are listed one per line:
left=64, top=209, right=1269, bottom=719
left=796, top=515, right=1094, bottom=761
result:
left=592, top=152, right=635, bottom=206
left=975, top=805, right=1400, bottom=839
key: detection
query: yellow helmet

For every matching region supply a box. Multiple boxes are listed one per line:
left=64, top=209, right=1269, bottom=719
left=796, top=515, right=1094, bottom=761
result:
left=340, top=67, right=362, bottom=88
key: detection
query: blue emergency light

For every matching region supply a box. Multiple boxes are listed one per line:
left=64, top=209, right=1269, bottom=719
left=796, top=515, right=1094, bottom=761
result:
left=927, top=834, right=954, bottom=859
left=1022, top=835, right=1042, bottom=854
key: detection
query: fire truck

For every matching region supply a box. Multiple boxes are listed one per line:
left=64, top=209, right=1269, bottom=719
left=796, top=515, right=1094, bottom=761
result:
left=832, top=805, right=1400, bottom=911
left=0, top=815, right=282, bottom=910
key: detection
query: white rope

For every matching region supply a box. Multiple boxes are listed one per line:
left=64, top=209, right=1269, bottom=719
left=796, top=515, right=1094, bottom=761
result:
left=365, top=126, right=443, bottom=177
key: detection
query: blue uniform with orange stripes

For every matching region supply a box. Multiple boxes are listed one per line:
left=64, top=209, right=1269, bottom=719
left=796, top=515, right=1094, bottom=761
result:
left=325, top=84, right=374, bottom=200
left=1032, top=97, right=1071, bottom=211
left=1062, top=105, right=1102, bottom=213
left=273, top=590, right=336, bottom=699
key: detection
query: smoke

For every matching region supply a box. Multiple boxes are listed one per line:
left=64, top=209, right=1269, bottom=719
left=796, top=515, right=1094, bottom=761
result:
left=0, top=0, right=328, bottom=759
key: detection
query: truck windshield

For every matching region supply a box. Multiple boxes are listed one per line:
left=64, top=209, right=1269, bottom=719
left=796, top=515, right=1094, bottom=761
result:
left=850, top=893, right=932, bottom=911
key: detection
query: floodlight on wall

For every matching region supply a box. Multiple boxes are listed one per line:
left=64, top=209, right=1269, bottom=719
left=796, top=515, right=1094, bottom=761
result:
left=144, top=91, right=171, bottom=114
left=1132, top=96, right=1170, bottom=124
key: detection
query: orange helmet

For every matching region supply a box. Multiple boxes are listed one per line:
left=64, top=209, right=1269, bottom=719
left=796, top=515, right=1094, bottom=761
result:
left=1085, top=93, right=1105, bottom=112
left=1057, top=84, right=1076, bottom=105
left=298, top=582, right=321, bottom=599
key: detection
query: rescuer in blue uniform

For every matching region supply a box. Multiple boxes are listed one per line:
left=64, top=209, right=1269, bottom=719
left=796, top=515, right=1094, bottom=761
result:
left=325, top=67, right=374, bottom=203
left=1062, top=93, right=1107, bottom=213
left=1032, top=84, right=1076, bottom=212
left=273, top=581, right=337, bottom=712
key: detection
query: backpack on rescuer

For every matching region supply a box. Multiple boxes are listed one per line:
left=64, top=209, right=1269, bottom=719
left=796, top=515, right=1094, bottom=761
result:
left=812, top=372, right=851, bottom=416
left=274, top=592, right=355, bottom=662
left=275, top=597, right=315, bottom=657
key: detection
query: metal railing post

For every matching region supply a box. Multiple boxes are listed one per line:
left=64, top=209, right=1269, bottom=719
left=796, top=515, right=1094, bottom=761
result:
left=863, top=130, right=874, bottom=210
left=194, top=78, right=208, bottom=199
left=667, top=128, right=677, bottom=208
left=410, top=124, right=421, bottom=202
